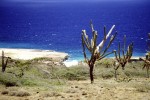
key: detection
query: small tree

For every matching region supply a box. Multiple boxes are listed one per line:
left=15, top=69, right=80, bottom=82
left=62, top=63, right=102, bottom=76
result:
left=113, top=35, right=133, bottom=79
left=81, top=21, right=117, bottom=83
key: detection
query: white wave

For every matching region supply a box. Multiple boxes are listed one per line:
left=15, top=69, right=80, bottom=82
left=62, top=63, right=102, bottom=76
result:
left=63, top=60, right=78, bottom=67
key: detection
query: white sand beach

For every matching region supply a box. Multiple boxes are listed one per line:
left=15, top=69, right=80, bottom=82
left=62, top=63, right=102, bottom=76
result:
left=0, top=48, right=69, bottom=61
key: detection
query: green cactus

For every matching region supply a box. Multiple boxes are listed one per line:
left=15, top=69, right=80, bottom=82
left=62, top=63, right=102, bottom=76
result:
left=81, top=21, right=117, bottom=83
left=1, top=51, right=11, bottom=72
left=113, top=35, right=133, bottom=79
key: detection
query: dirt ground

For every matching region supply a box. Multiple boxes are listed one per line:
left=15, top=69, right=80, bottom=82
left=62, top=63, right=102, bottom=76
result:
left=0, top=78, right=150, bottom=100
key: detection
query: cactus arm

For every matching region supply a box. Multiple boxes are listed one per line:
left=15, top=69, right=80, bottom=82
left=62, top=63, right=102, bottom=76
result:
left=140, top=58, right=150, bottom=64
left=100, top=32, right=117, bottom=57
left=99, top=51, right=115, bottom=60
left=99, top=26, right=107, bottom=53
left=82, top=30, right=91, bottom=48
left=114, top=63, right=120, bottom=70
left=82, top=31, right=92, bottom=52
left=4, top=58, right=9, bottom=69
left=103, top=26, right=106, bottom=38
left=81, top=35, right=89, bottom=63
left=96, top=25, right=115, bottom=52
left=118, top=42, right=121, bottom=60
left=125, top=48, right=129, bottom=61
left=122, top=49, right=126, bottom=62
left=91, top=31, right=98, bottom=59
left=2, top=51, right=4, bottom=67
left=124, top=35, right=126, bottom=52
left=126, top=43, right=133, bottom=61
left=114, top=50, right=120, bottom=62
left=129, top=43, right=133, bottom=59
left=90, top=20, right=95, bottom=33
left=122, top=35, right=126, bottom=62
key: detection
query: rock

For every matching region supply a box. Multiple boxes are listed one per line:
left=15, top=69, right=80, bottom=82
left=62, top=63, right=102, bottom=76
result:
left=82, top=91, right=87, bottom=95
left=75, top=86, right=78, bottom=88
left=1, top=90, right=9, bottom=95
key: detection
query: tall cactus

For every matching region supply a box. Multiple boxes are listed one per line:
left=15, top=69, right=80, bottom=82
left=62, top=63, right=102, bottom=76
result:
left=81, top=21, right=117, bottom=83
left=114, top=35, right=133, bottom=79
left=1, top=51, right=11, bottom=72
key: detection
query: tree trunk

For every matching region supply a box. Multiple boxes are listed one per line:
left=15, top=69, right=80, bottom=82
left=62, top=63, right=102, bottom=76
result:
left=89, top=64, right=94, bottom=84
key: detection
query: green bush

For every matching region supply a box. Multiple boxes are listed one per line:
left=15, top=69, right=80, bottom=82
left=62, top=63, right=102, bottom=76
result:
left=0, top=72, right=19, bottom=86
left=56, top=66, right=89, bottom=80
left=20, top=78, right=37, bottom=86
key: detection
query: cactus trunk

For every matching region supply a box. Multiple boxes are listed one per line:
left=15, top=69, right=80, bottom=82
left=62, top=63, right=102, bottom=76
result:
left=89, top=64, right=94, bottom=83
left=147, top=67, right=149, bottom=78
left=2, top=51, right=5, bottom=72
left=1, top=51, right=10, bottom=72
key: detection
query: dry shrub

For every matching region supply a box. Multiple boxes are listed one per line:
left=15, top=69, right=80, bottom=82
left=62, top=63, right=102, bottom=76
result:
left=1, top=90, right=9, bottom=95
left=8, top=90, right=30, bottom=97
left=15, top=91, right=30, bottom=97
left=41, top=92, right=61, bottom=97
left=134, top=83, right=150, bottom=92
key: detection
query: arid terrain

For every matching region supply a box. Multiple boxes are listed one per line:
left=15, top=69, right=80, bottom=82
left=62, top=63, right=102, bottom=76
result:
left=0, top=51, right=149, bottom=100
left=0, top=78, right=150, bottom=100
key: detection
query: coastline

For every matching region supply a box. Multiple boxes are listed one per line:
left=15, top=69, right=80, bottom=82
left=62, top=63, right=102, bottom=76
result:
left=0, top=48, right=69, bottom=61
left=0, top=48, right=146, bottom=67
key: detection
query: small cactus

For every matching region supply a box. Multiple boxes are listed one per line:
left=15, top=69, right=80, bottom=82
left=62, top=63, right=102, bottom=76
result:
left=81, top=21, right=117, bottom=83
left=1, top=51, right=11, bottom=72
left=113, top=35, right=133, bottom=79
left=139, top=33, right=150, bottom=78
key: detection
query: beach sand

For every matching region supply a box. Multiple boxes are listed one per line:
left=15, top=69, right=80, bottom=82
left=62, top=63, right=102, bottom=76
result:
left=0, top=48, right=145, bottom=67
left=0, top=48, right=69, bottom=61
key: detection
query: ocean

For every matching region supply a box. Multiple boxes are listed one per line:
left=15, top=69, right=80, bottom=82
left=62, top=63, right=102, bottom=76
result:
left=0, top=1, right=150, bottom=61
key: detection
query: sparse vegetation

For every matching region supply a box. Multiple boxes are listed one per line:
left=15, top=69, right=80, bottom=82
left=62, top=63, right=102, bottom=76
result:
left=1, top=89, right=30, bottom=97
left=134, top=83, right=150, bottom=92
left=0, top=57, right=149, bottom=99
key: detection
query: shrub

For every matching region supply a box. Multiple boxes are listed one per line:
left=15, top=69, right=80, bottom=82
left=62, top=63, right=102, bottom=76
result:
left=0, top=72, right=19, bottom=86
left=56, top=66, right=89, bottom=80
left=135, top=83, right=150, bottom=92
left=20, top=78, right=37, bottom=86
